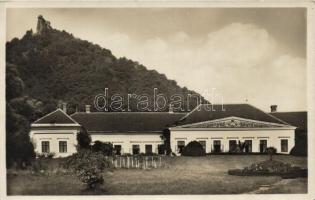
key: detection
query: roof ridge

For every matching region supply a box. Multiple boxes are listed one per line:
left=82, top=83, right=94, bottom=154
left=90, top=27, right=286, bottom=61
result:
left=33, top=108, right=61, bottom=124
left=247, top=104, right=290, bottom=125
left=33, top=108, right=80, bottom=125
left=178, top=103, right=204, bottom=121
left=59, top=109, right=80, bottom=124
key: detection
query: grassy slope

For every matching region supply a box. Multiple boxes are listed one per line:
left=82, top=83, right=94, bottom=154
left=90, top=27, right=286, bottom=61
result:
left=7, top=155, right=307, bottom=195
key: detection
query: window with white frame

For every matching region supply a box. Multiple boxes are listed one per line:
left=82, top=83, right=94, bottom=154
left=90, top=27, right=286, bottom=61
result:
left=41, top=141, right=50, bottom=153
left=59, top=141, right=67, bottom=153
left=145, top=144, right=153, bottom=154
left=281, top=139, right=288, bottom=152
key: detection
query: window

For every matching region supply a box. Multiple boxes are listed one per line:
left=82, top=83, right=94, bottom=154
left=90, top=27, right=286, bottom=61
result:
left=59, top=141, right=67, bottom=153
left=229, top=140, right=237, bottom=152
left=213, top=140, right=221, bottom=153
left=199, top=140, right=206, bottom=150
left=259, top=140, right=267, bottom=153
left=132, top=144, right=140, bottom=155
left=41, top=141, right=50, bottom=153
left=244, top=140, right=252, bottom=153
left=114, top=145, right=122, bottom=155
left=158, top=144, right=165, bottom=155
left=177, top=141, right=185, bottom=153
left=281, top=139, right=288, bottom=152
left=145, top=145, right=153, bottom=154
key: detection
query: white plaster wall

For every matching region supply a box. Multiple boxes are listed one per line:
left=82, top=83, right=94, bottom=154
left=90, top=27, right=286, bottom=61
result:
left=170, top=129, right=295, bottom=155
left=30, top=128, right=80, bottom=157
left=91, top=133, right=163, bottom=154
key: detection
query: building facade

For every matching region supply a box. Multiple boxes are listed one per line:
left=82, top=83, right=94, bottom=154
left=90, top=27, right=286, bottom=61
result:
left=30, top=104, right=297, bottom=157
left=30, top=109, right=81, bottom=157
left=169, top=104, right=296, bottom=155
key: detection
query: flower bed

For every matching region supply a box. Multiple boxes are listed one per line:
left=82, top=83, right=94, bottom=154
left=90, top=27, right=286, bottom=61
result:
left=228, top=160, right=307, bottom=179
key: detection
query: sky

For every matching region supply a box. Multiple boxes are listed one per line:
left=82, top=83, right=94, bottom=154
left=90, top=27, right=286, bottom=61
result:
left=6, top=8, right=307, bottom=112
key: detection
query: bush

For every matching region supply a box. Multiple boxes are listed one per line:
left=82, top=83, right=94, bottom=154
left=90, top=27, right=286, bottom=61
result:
left=65, top=150, right=112, bottom=190
left=181, top=141, right=206, bottom=156
left=36, top=152, right=55, bottom=159
left=228, top=160, right=307, bottom=178
left=91, top=141, right=114, bottom=156
left=266, top=147, right=277, bottom=161
left=76, top=127, right=91, bottom=150
left=31, top=158, right=49, bottom=173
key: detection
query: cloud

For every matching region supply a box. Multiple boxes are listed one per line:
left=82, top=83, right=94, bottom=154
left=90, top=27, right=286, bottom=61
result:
left=168, top=31, right=189, bottom=43
left=82, top=23, right=306, bottom=111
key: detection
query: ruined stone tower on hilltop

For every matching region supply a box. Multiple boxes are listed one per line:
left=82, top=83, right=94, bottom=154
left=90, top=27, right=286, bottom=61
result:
left=36, top=15, right=52, bottom=34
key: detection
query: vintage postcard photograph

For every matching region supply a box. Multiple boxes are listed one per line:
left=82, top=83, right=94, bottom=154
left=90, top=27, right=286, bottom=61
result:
left=2, top=3, right=313, bottom=198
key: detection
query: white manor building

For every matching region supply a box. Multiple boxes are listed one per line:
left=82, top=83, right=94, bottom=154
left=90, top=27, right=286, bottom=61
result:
left=30, top=104, right=297, bottom=157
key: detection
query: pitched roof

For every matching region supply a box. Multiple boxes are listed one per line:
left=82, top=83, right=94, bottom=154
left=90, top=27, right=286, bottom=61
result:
left=33, top=109, right=79, bottom=125
left=71, top=112, right=186, bottom=133
left=177, top=104, right=289, bottom=126
left=270, top=111, right=307, bottom=131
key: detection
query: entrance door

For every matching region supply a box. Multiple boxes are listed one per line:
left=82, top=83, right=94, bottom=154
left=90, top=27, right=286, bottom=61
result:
left=213, top=140, right=221, bottom=153
left=259, top=140, right=267, bottom=153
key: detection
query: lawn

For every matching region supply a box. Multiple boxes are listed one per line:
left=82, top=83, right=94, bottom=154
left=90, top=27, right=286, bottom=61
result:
left=7, top=155, right=307, bottom=195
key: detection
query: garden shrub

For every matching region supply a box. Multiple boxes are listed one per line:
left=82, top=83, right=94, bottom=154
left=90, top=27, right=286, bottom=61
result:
left=31, top=158, right=49, bottom=173
left=36, top=152, right=55, bottom=159
left=266, top=147, right=277, bottom=161
left=181, top=141, right=206, bottom=156
left=65, top=150, right=112, bottom=190
left=228, top=159, right=307, bottom=178
left=76, top=127, right=91, bottom=150
left=91, top=141, right=114, bottom=156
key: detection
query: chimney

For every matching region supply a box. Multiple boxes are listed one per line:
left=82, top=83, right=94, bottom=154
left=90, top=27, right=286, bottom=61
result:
left=169, top=104, right=174, bottom=114
left=85, top=105, right=91, bottom=113
left=270, top=105, right=277, bottom=113
left=62, top=103, right=67, bottom=113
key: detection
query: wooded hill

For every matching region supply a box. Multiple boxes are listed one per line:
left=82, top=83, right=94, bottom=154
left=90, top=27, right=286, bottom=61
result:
left=6, top=15, right=207, bottom=116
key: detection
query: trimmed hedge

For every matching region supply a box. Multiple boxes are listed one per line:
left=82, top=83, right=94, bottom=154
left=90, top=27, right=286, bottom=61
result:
left=181, top=141, right=206, bottom=156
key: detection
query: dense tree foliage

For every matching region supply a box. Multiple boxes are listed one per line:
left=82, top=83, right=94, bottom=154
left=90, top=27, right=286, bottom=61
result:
left=91, top=141, right=114, bottom=156
left=76, top=127, right=91, bottom=150
left=6, top=63, right=42, bottom=168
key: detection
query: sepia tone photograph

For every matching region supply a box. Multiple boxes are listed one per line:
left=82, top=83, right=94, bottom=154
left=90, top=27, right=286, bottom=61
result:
left=3, top=4, right=312, bottom=197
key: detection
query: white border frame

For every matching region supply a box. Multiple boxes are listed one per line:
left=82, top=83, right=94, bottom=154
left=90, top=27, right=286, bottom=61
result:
left=0, top=1, right=314, bottom=200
